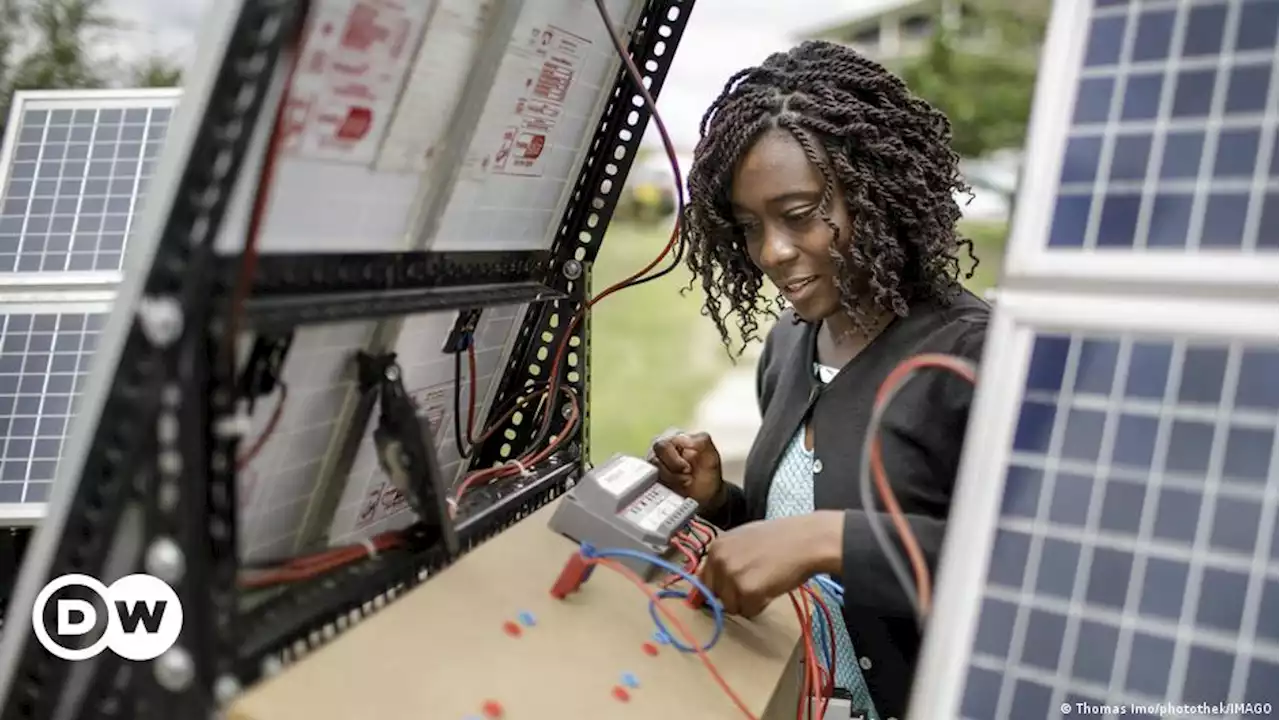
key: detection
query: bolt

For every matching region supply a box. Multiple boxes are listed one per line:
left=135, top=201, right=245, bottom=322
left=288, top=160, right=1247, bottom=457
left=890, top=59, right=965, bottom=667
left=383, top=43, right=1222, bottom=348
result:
left=384, top=365, right=400, bottom=381
left=562, top=259, right=583, bottom=280
left=145, top=537, right=185, bottom=584
left=213, top=674, right=241, bottom=704
left=561, top=404, right=573, bottom=419
left=154, top=647, right=195, bottom=691
left=137, top=295, right=184, bottom=347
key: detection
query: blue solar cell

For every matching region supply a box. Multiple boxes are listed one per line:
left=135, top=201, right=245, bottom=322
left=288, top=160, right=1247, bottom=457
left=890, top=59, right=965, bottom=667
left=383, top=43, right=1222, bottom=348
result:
left=1147, top=193, right=1194, bottom=247
left=1183, top=3, right=1228, bottom=56
left=1049, top=195, right=1091, bottom=247
left=1119, top=72, right=1163, bottom=120
left=1061, top=136, right=1104, bottom=184
left=1109, top=133, right=1152, bottom=180
left=964, top=332, right=1278, bottom=718
left=1085, top=15, right=1128, bottom=66
left=1200, top=192, right=1250, bottom=248
left=1236, top=0, right=1279, bottom=51
left=1049, top=473, right=1093, bottom=526
left=1097, top=193, right=1141, bottom=246
left=1170, top=69, right=1216, bottom=118
left=1073, top=77, right=1116, bottom=124
left=1213, top=128, right=1261, bottom=178
left=1225, top=62, right=1273, bottom=115
left=0, top=102, right=170, bottom=274
left=1131, top=8, right=1175, bottom=60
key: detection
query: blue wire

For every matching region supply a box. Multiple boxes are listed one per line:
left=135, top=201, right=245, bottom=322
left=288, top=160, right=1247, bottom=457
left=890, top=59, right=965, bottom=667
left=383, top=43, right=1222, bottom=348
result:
left=814, top=574, right=845, bottom=605
left=807, top=581, right=834, bottom=673
left=579, top=544, right=725, bottom=653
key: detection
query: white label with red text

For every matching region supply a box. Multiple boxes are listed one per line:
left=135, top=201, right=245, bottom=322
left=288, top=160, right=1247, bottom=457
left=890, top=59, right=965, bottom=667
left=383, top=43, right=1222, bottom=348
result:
left=281, top=0, right=433, bottom=165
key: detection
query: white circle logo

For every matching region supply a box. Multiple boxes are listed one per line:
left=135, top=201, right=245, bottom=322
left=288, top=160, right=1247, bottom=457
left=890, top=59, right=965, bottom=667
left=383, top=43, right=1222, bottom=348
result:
left=32, top=573, right=184, bottom=661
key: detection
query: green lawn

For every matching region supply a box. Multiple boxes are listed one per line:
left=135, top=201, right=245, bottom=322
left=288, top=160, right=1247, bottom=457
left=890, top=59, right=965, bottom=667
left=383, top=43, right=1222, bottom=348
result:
left=585, top=219, right=1008, bottom=463
left=586, top=222, right=734, bottom=463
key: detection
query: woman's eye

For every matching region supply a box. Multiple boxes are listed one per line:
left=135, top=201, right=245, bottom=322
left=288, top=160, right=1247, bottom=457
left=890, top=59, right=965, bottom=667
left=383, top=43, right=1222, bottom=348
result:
left=783, top=207, right=816, bottom=222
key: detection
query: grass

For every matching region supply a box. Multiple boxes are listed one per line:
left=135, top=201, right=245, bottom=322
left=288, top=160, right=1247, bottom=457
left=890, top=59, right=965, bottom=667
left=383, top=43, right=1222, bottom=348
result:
left=585, top=218, right=1009, bottom=464
left=586, top=222, right=733, bottom=463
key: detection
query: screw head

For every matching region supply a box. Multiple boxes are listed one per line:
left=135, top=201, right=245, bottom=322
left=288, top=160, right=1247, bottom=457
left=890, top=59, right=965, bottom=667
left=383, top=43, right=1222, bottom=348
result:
left=561, top=404, right=573, bottom=419
left=562, top=259, right=583, bottom=280
left=138, top=295, right=185, bottom=347
left=384, top=365, right=400, bottom=381
left=145, top=537, right=185, bottom=584
left=154, top=647, right=194, bottom=691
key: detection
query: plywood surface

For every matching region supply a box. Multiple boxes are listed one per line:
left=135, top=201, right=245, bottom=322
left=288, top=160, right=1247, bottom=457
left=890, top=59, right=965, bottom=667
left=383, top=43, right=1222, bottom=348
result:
left=229, top=501, right=805, bottom=720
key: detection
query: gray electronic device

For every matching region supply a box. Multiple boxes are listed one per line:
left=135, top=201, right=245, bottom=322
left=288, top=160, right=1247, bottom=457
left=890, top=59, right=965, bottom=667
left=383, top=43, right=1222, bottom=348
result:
left=549, top=453, right=700, bottom=579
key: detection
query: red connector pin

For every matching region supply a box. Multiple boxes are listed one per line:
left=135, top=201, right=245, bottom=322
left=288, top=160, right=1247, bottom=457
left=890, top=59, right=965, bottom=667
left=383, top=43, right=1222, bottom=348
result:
left=685, top=586, right=707, bottom=609
left=550, top=550, right=595, bottom=599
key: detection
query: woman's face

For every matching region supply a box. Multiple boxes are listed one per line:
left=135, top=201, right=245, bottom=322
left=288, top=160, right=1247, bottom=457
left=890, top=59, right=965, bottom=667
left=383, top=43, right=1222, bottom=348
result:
left=728, top=127, right=852, bottom=324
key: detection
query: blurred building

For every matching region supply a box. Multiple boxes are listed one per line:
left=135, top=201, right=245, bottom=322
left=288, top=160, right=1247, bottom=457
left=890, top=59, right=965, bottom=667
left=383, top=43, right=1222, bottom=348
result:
left=797, top=0, right=980, bottom=64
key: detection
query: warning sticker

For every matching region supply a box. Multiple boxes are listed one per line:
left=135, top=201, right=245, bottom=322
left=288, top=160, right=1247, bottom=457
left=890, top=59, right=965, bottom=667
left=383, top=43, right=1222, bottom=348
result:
left=409, top=383, right=449, bottom=431
left=355, top=480, right=408, bottom=529
left=281, top=0, right=433, bottom=165
left=488, top=25, right=592, bottom=178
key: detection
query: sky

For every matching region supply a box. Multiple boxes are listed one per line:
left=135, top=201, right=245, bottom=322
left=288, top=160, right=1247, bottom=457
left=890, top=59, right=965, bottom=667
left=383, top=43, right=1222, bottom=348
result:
left=99, top=0, right=905, bottom=152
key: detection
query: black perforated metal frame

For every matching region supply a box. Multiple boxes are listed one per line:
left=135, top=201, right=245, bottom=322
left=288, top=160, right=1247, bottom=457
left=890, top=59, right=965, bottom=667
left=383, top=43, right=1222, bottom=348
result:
left=0, top=0, right=695, bottom=717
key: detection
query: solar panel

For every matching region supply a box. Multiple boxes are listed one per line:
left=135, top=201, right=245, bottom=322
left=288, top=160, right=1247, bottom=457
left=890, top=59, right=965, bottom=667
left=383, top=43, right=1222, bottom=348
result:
left=0, top=0, right=693, bottom=711
left=911, top=0, right=1279, bottom=717
left=0, top=303, right=109, bottom=518
left=227, top=0, right=647, bottom=560
left=0, top=90, right=177, bottom=525
left=968, top=330, right=1277, bottom=718
left=0, top=91, right=176, bottom=277
left=1002, top=0, right=1278, bottom=285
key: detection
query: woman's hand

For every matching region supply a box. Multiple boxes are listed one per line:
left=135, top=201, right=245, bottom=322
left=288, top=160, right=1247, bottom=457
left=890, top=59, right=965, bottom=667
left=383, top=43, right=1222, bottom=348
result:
left=697, top=511, right=843, bottom=618
left=648, top=430, right=725, bottom=510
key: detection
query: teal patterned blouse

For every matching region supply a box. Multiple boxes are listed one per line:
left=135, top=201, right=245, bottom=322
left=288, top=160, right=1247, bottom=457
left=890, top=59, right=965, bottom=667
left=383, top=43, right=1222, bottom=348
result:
left=762, top=363, right=880, bottom=720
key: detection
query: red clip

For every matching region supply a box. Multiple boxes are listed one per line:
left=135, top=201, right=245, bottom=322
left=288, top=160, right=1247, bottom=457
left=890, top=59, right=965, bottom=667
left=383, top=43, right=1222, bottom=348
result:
left=550, top=551, right=593, bottom=599
left=685, top=587, right=706, bottom=609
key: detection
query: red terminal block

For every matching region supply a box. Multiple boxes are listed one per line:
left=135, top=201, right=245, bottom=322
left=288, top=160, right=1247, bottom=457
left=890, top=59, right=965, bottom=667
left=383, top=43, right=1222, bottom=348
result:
left=685, top=586, right=707, bottom=609
left=550, top=550, right=595, bottom=599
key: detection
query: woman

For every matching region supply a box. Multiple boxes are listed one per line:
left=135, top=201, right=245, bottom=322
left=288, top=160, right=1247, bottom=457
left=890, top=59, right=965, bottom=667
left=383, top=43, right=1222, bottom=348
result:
left=650, top=41, right=990, bottom=719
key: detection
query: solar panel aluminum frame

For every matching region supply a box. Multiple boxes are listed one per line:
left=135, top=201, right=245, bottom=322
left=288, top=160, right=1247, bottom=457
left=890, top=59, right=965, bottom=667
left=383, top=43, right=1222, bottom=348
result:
left=909, top=286, right=1280, bottom=720
left=0, top=0, right=696, bottom=716
left=998, top=0, right=1279, bottom=299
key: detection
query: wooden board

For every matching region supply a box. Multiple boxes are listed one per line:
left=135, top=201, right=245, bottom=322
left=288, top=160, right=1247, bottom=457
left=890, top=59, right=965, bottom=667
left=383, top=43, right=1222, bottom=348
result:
left=229, top=501, right=806, bottom=720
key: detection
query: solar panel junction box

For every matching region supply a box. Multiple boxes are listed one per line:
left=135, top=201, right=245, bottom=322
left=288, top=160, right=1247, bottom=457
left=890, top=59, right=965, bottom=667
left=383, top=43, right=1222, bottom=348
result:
left=548, top=453, right=699, bottom=580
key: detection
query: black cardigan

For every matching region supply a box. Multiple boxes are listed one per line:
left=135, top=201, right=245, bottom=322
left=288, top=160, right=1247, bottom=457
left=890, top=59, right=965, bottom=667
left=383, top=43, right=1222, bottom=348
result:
left=702, top=289, right=990, bottom=719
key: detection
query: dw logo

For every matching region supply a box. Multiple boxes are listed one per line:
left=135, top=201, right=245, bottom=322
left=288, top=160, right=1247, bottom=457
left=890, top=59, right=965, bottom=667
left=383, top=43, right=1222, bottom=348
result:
left=32, top=574, right=184, bottom=661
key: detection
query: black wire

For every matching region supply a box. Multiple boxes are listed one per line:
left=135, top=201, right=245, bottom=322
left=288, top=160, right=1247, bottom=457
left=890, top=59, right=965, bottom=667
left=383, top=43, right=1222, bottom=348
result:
left=452, top=337, right=470, bottom=459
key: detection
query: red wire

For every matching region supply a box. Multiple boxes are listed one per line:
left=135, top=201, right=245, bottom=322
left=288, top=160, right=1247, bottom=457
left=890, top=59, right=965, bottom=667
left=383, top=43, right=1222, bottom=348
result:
left=871, top=353, right=978, bottom=617
left=588, top=558, right=759, bottom=719
left=238, top=532, right=404, bottom=588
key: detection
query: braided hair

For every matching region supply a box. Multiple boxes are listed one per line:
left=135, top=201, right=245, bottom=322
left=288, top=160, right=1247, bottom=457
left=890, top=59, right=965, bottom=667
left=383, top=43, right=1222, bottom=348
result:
left=682, top=40, right=978, bottom=354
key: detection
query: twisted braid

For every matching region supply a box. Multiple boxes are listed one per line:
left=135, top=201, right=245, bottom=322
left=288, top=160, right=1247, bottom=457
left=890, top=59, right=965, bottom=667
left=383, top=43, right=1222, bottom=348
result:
left=683, top=40, right=979, bottom=354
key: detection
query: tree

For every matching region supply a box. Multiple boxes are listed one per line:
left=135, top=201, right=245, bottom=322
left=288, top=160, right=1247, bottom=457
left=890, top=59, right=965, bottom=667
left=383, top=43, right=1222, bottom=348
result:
left=131, top=55, right=183, bottom=87
left=897, top=0, right=1051, bottom=161
left=0, top=0, right=183, bottom=138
